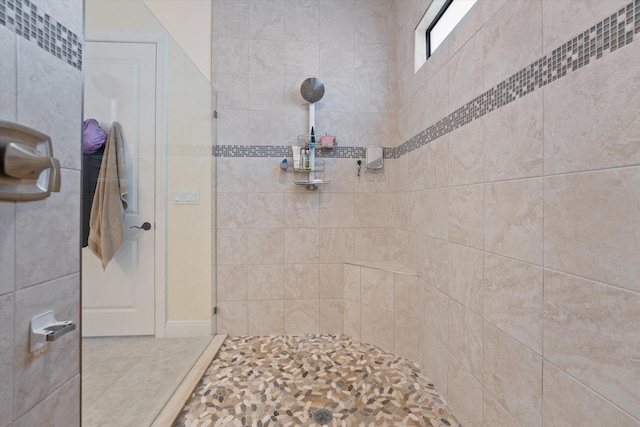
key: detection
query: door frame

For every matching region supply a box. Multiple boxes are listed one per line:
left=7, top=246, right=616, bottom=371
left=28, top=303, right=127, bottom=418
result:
left=85, top=30, right=169, bottom=338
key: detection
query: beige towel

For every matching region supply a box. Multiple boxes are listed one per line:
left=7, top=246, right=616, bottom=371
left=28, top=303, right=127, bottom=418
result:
left=88, top=122, right=128, bottom=269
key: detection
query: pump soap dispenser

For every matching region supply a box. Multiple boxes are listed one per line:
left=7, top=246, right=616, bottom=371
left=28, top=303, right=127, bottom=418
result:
left=0, top=120, right=61, bottom=201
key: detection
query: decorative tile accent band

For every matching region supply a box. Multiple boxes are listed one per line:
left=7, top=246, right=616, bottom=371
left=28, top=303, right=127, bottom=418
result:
left=0, top=0, right=82, bottom=70
left=211, top=0, right=637, bottom=159
left=394, top=0, right=639, bottom=159
left=213, top=144, right=367, bottom=159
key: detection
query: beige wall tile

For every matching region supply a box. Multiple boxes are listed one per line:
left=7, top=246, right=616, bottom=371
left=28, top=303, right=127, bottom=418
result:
left=343, top=264, right=361, bottom=302
left=448, top=300, right=483, bottom=381
left=248, top=300, right=284, bottom=335
left=484, top=322, right=542, bottom=427
left=361, top=305, right=394, bottom=353
left=248, top=265, right=284, bottom=300
left=319, top=263, right=344, bottom=299
left=320, top=228, right=355, bottom=263
left=248, top=110, right=285, bottom=145
left=320, top=43, right=355, bottom=78
left=401, top=135, right=431, bottom=191
left=0, top=203, right=14, bottom=296
left=447, top=357, right=483, bottom=427
left=318, top=193, right=354, bottom=228
left=247, top=193, right=284, bottom=229
left=212, top=1, right=248, bottom=39
left=284, top=192, right=320, bottom=228
left=483, top=91, right=543, bottom=181
left=448, top=119, right=484, bottom=186
left=485, top=178, right=543, bottom=265
left=216, top=193, right=247, bottom=229
left=544, top=168, right=640, bottom=292
left=448, top=184, right=484, bottom=250
left=483, top=0, right=542, bottom=89
left=354, top=193, right=389, bottom=228
left=247, top=229, right=284, bottom=265
left=217, top=265, right=248, bottom=302
left=414, top=71, right=449, bottom=149
left=216, top=157, right=248, bottom=193
left=14, top=276, right=79, bottom=417
left=217, top=301, right=248, bottom=336
left=15, top=171, right=79, bottom=288
left=448, top=244, right=483, bottom=315
left=284, top=264, right=319, bottom=299
left=215, top=73, right=249, bottom=110
left=424, top=137, right=450, bottom=189
left=284, top=228, right=318, bottom=264
left=249, top=39, right=284, bottom=75
left=217, top=229, right=248, bottom=265
left=0, top=294, right=12, bottom=423
left=343, top=300, right=361, bottom=339
left=324, top=159, right=356, bottom=194
left=354, top=0, right=389, bottom=45
left=354, top=47, right=389, bottom=112
left=394, top=314, right=421, bottom=362
left=544, top=271, right=640, bottom=419
left=421, top=328, right=448, bottom=394
left=483, top=392, right=520, bottom=427
left=248, top=1, right=283, bottom=40
left=217, top=110, right=250, bottom=147
left=543, top=361, right=640, bottom=427
left=354, top=228, right=389, bottom=262
left=542, top=0, right=632, bottom=61
left=448, top=30, right=484, bottom=112
left=284, top=299, right=319, bottom=334
left=422, top=237, right=450, bottom=294
left=544, top=42, right=640, bottom=174
left=319, top=299, right=344, bottom=334
left=14, top=375, right=79, bottom=427
left=412, top=189, right=449, bottom=240
left=424, top=283, right=449, bottom=347
left=484, top=253, right=543, bottom=354
left=361, top=267, right=394, bottom=312
left=394, top=274, right=422, bottom=320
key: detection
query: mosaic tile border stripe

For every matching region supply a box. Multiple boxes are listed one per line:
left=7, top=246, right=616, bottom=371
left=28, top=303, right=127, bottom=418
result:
left=0, top=0, right=82, bottom=70
left=214, top=0, right=639, bottom=160
left=213, top=144, right=368, bottom=159
left=394, top=0, right=639, bottom=159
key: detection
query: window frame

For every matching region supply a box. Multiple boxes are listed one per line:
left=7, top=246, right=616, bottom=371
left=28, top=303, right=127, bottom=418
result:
left=414, top=0, right=477, bottom=72
left=425, top=0, right=455, bottom=59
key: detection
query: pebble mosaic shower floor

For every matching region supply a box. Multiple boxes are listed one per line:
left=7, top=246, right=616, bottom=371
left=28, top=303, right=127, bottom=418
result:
left=173, top=334, right=461, bottom=427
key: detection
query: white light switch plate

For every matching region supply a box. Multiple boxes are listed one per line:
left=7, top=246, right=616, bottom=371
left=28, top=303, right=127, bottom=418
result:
left=173, top=190, right=200, bottom=205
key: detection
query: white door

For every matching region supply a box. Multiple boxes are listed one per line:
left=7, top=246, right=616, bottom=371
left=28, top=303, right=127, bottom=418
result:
left=82, top=40, right=157, bottom=336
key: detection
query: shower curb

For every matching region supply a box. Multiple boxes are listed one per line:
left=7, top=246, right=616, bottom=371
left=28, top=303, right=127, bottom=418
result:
left=151, top=334, right=227, bottom=427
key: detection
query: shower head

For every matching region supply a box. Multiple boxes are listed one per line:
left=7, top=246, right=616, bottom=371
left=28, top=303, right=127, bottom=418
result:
left=300, top=77, right=325, bottom=103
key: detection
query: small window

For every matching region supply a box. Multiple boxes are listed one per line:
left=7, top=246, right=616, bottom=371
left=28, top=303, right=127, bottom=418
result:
left=414, top=0, right=477, bottom=72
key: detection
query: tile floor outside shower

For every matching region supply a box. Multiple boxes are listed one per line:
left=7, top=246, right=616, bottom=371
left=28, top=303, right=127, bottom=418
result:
left=82, top=336, right=211, bottom=426
left=174, top=334, right=462, bottom=427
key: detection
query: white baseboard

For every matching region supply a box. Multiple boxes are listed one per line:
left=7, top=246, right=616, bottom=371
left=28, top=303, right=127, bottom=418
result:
left=164, top=320, right=212, bottom=338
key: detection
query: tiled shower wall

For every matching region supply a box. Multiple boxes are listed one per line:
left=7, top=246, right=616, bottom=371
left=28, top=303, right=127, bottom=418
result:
left=391, top=1, right=640, bottom=426
left=214, top=0, right=397, bottom=335
left=0, top=0, right=82, bottom=425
